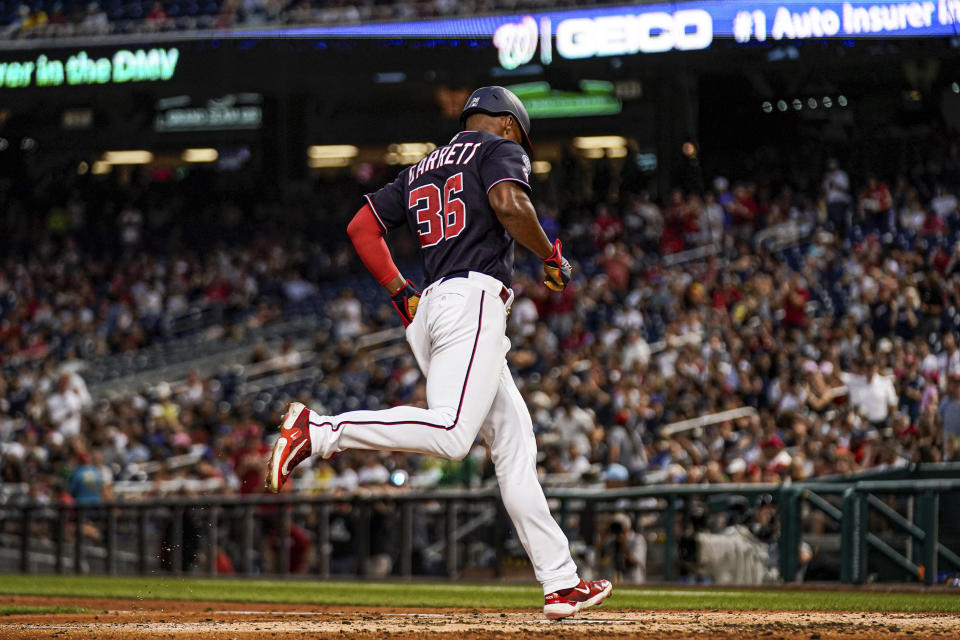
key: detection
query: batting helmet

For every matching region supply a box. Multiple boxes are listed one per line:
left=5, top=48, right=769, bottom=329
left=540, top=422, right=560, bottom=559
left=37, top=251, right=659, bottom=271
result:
left=460, top=86, right=532, bottom=152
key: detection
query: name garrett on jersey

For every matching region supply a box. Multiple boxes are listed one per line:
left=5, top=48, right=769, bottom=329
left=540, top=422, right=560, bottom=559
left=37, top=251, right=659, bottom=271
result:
left=408, top=142, right=482, bottom=185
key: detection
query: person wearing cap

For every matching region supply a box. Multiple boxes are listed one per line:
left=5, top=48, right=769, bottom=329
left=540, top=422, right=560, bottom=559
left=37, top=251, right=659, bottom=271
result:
left=758, top=434, right=791, bottom=473
left=726, top=457, right=747, bottom=482
left=68, top=450, right=104, bottom=505
left=266, top=86, right=610, bottom=617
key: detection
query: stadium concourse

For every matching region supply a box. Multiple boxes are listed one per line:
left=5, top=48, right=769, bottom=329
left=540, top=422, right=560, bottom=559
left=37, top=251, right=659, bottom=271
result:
left=2, top=140, right=960, bottom=575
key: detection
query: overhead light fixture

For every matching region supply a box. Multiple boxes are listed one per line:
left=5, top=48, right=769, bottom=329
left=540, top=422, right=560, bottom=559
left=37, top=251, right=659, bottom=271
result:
left=582, top=148, right=605, bottom=159
left=573, top=136, right=627, bottom=150
left=385, top=142, right=436, bottom=165
left=182, top=148, right=218, bottom=163
left=388, top=142, right=435, bottom=155
left=307, top=144, right=359, bottom=160
left=607, top=147, right=628, bottom=159
left=77, top=161, right=89, bottom=175
left=102, top=150, right=153, bottom=165
left=308, top=157, right=352, bottom=169
left=532, top=160, right=551, bottom=175
left=91, top=161, right=111, bottom=175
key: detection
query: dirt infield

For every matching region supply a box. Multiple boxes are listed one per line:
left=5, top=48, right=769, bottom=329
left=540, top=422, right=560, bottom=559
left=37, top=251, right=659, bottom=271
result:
left=1, top=595, right=958, bottom=639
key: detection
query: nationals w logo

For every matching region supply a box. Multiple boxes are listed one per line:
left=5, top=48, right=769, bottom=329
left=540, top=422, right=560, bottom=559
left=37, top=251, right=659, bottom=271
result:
left=493, top=16, right=539, bottom=70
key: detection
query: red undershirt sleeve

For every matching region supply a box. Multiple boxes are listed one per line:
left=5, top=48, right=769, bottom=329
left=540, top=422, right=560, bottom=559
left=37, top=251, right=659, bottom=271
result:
left=346, top=204, right=401, bottom=287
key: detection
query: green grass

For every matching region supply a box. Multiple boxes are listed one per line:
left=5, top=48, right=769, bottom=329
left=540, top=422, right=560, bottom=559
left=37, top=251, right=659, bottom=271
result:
left=0, top=604, right=90, bottom=615
left=0, top=575, right=958, bottom=613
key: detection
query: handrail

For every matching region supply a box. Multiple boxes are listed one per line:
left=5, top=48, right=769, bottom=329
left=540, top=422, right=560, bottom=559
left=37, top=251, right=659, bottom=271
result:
left=545, top=482, right=780, bottom=500
left=4, top=475, right=959, bottom=511
left=855, top=479, right=960, bottom=492
left=355, top=326, right=405, bottom=350
left=0, top=484, right=785, bottom=511
left=785, top=475, right=960, bottom=585
left=660, top=407, right=758, bottom=436
left=787, top=461, right=960, bottom=485
left=662, top=242, right=721, bottom=267
left=2, top=474, right=957, bottom=583
left=0, top=487, right=502, bottom=511
left=754, top=219, right=815, bottom=251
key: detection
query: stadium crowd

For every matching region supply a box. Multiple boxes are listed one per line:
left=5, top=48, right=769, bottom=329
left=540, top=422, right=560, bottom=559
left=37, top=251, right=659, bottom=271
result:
left=3, top=143, right=960, bottom=520
left=2, top=0, right=623, bottom=39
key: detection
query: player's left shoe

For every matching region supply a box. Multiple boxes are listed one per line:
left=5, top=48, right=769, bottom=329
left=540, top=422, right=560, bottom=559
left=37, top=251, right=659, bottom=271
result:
left=543, top=578, right=612, bottom=620
left=266, top=402, right=312, bottom=493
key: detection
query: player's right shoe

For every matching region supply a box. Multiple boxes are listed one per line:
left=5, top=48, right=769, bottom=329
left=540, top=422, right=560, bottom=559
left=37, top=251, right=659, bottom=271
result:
left=266, top=402, right=312, bottom=493
left=543, top=578, right=612, bottom=620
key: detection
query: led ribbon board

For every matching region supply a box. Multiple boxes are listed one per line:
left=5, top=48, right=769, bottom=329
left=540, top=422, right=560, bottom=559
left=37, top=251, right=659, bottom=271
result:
left=231, top=1, right=960, bottom=70
left=0, top=48, right=179, bottom=89
left=506, top=80, right=623, bottom=118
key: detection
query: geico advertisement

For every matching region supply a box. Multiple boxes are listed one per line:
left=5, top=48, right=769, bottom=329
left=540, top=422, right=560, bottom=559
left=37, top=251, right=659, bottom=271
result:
left=492, top=1, right=960, bottom=69
left=494, top=11, right=712, bottom=69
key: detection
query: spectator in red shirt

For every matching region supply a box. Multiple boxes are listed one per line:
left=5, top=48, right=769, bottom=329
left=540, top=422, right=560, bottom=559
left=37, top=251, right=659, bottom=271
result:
left=600, top=243, right=632, bottom=292
left=48, top=2, right=69, bottom=34
left=661, top=190, right=688, bottom=254
left=541, top=283, right=576, bottom=318
left=684, top=194, right=703, bottom=241
left=145, top=1, right=169, bottom=30
left=663, top=189, right=686, bottom=227
left=782, top=273, right=810, bottom=329
left=711, top=273, right=743, bottom=312
left=232, top=425, right=270, bottom=494
left=920, top=209, right=947, bottom=237
left=591, top=204, right=623, bottom=251
left=859, top=176, right=893, bottom=234
left=729, top=185, right=758, bottom=235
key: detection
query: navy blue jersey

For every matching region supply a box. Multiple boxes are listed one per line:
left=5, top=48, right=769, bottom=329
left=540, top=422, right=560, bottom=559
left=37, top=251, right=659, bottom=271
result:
left=364, top=130, right=532, bottom=287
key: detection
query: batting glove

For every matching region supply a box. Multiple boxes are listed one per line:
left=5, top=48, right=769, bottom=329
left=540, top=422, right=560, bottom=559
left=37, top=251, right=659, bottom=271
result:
left=391, top=279, right=421, bottom=327
left=542, top=239, right=572, bottom=292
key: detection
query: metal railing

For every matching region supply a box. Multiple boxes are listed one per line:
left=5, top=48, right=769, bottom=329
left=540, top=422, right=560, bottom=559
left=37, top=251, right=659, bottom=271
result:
left=779, top=478, right=960, bottom=585
left=660, top=407, right=757, bottom=437
left=0, top=489, right=505, bottom=579
left=2, top=468, right=958, bottom=583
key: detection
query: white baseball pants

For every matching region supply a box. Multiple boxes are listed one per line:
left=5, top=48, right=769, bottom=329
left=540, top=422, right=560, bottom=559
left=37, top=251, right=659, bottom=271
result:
left=307, top=271, right=579, bottom=594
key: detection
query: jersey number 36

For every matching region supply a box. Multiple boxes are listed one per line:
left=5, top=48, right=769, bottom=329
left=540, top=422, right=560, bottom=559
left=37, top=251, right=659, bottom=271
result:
left=409, top=172, right=466, bottom=248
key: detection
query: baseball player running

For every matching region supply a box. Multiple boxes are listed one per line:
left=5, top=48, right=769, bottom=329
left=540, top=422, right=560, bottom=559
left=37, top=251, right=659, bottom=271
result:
left=267, top=86, right=611, bottom=619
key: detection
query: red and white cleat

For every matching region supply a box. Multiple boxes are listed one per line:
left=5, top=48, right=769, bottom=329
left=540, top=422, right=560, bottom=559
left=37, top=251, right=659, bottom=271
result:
left=266, top=402, right=312, bottom=493
left=543, top=578, right=612, bottom=620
